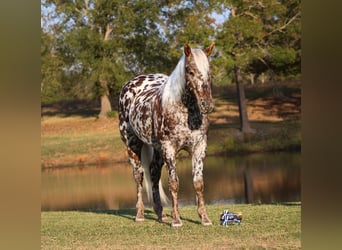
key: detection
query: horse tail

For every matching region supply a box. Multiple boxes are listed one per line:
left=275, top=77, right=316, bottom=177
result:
left=141, top=144, right=153, bottom=202
left=141, top=144, right=170, bottom=206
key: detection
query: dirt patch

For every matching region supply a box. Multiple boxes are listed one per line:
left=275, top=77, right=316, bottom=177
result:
left=248, top=94, right=301, bottom=122
left=211, top=81, right=301, bottom=124
left=210, top=95, right=300, bottom=125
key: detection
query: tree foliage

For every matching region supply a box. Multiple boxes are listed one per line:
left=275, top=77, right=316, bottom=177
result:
left=215, top=0, right=301, bottom=83
left=41, top=0, right=301, bottom=116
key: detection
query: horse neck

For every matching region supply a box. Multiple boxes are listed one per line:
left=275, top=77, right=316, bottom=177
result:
left=162, top=55, right=186, bottom=108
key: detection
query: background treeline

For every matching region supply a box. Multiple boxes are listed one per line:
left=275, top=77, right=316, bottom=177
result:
left=41, top=0, right=301, bottom=119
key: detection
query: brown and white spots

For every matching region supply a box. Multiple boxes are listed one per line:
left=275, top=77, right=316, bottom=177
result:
left=118, top=43, right=215, bottom=227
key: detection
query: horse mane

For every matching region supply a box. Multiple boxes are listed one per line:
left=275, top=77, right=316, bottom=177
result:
left=162, top=54, right=186, bottom=107
left=161, top=48, right=210, bottom=108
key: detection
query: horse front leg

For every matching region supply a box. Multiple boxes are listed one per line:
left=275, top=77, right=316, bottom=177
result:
left=192, top=139, right=212, bottom=226
left=163, top=144, right=183, bottom=227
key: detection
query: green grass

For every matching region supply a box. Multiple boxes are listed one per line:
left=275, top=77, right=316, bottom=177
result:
left=41, top=132, right=120, bottom=159
left=41, top=119, right=301, bottom=168
left=206, top=120, right=301, bottom=157
left=41, top=129, right=125, bottom=168
left=41, top=203, right=301, bottom=249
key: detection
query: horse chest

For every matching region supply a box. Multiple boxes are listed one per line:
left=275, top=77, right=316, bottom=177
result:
left=158, top=108, right=209, bottom=150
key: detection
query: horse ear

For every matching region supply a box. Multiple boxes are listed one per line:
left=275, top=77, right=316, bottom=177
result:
left=184, top=44, right=192, bottom=58
left=204, top=42, right=215, bottom=57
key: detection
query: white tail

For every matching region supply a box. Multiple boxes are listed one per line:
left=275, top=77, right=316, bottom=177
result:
left=141, top=144, right=170, bottom=206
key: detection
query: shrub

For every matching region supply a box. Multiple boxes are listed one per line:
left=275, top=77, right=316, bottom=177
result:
left=107, top=111, right=117, bottom=118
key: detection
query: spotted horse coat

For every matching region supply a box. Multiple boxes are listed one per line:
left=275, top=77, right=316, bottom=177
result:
left=118, top=43, right=215, bottom=227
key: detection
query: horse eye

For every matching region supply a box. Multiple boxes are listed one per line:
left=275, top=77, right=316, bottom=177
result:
left=189, top=71, right=195, bottom=77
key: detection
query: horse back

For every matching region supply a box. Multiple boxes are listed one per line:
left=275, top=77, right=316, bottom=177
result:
left=119, top=74, right=168, bottom=144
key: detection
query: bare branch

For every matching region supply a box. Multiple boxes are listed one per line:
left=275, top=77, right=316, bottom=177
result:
left=104, top=23, right=113, bottom=41
left=83, top=0, right=94, bottom=30
left=244, top=11, right=258, bottom=19
left=267, top=12, right=300, bottom=36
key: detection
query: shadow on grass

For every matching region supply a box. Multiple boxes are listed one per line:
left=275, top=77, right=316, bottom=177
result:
left=276, top=202, right=301, bottom=206
left=81, top=208, right=153, bottom=222
left=81, top=207, right=202, bottom=226
left=42, top=99, right=100, bottom=118
left=41, top=98, right=119, bottom=118
left=251, top=201, right=301, bottom=207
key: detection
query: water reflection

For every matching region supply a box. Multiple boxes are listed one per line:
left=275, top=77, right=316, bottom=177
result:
left=41, top=152, right=300, bottom=211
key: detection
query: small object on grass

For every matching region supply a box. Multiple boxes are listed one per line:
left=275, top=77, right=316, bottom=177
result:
left=220, top=210, right=242, bottom=226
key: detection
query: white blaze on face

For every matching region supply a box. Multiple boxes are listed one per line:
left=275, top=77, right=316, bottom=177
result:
left=191, top=49, right=210, bottom=82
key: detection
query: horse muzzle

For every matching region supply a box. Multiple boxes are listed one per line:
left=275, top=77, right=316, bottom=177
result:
left=199, top=99, right=214, bottom=114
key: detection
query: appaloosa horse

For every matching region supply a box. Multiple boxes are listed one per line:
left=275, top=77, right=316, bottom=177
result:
left=118, top=43, right=215, bottom=227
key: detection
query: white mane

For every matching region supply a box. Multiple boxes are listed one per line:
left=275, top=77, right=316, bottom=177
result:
left=162, top=54, right=186, bottom=106
left=161, top=48, right=209, bottom=108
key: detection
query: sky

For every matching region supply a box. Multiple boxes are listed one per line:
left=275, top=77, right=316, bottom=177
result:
left=41, top=2, right=231, bottom=32
left=210, top=8, right=230, bottom=25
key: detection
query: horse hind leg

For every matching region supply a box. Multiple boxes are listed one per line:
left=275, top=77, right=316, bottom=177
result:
left=149, top=149, right=168, bottom=222
left=126, top=139, right=145, bottom=222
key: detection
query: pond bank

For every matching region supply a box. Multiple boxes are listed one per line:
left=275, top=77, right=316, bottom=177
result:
left=41, top=118, right=300, bottom=169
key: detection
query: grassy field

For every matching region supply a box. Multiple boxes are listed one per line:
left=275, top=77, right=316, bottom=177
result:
left=41, top=203, right=301, bottom=249
left=41, top=116, right=126, bottom=168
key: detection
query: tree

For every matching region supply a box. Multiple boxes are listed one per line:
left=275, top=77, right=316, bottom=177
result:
left=160, top=1, right=216, bottom=48
left=267, top=0, right=301, bottom=80
left=215, top=0, right=301, bottom=132
left=42, top=0, right=156, bottom=118
left=216, top=0, right=265, bottom=133
left=41, top=0, right=300, bottom=124
left=41, top=28, right=63, bottom=103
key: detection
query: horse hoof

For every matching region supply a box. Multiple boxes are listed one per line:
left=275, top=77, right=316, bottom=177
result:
left=135, top=217, right=145, bottom=222
left=202, top=218, right=212, bottom=226
left=171, top=219, right=183, bottom=227
left=156, top=213, right=168, bottom=223
left=162, top=214, right=168, bottom=222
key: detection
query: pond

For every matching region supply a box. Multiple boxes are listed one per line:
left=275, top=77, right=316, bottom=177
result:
left=41, top=152, right=300, bottom=211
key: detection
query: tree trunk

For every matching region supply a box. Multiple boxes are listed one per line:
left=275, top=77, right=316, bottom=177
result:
left=97, top=23, right=113, bottom=119
left=249, top=73, right=255, bottom=85
left=98, top=80, right=112, bottom=119
left=260, top=72, right=266, bottom=84
left=234, top=65, right=254, bottom=133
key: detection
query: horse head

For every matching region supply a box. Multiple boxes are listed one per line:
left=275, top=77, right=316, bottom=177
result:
left=183, top=43, right=215, bottom=114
